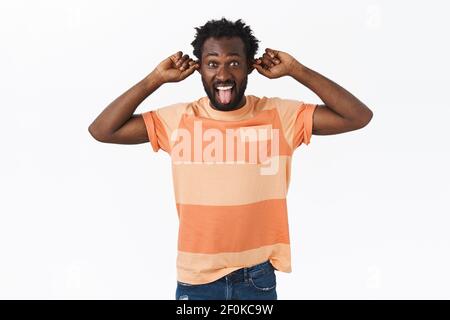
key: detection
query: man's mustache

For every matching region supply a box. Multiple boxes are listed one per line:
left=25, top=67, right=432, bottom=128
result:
left=213, top=82, right=235, bottom=87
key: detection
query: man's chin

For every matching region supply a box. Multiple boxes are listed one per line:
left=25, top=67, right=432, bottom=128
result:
left=210, top=99, right=240, bottom=111
left=211, top=100, right=232, bottom=110
left=204, top=87, right=246, bottom=111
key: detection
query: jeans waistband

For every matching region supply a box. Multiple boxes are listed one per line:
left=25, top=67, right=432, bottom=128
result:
left=225, top=260, right=273, bottom=283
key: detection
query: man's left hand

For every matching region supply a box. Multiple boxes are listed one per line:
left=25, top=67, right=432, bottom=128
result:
left=252, top=48, right=299, bottom=79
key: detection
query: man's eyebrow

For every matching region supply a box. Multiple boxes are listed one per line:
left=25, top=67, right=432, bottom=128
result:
left=205, top=52, right=242, bottom=57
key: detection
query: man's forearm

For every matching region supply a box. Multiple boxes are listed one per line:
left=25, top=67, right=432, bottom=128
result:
left=290, top=62, right=372, bottom=122
left=88, top=71, right=163, bottom=140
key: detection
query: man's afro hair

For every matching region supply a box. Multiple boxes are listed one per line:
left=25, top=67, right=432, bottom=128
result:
left=191, top=18, right=259, bottom=61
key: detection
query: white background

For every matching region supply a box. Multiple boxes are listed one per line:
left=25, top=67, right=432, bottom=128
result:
left=1, top=0, right=449, bottom=299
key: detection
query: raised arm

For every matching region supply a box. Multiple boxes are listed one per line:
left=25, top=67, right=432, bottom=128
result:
left=88, top=52, right=198, bottom=144
left=290, top=63, right=373, bottom=135
left=253, top=48, right=373, bottom=135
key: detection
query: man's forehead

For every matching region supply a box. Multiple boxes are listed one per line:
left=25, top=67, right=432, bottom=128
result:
left=202, top=37, right=245, bottom=57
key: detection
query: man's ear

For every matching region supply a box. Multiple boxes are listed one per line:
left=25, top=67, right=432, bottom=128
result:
left=247, top=59, right=255, bottom=74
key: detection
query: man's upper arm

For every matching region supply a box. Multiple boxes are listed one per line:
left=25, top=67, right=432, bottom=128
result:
left=104, top=115, right=149, bottom=144
left=312, top=104, right=359, bottom=135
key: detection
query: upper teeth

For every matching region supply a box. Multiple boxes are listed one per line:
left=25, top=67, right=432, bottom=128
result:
left=216, top=85, right=233, bottom=90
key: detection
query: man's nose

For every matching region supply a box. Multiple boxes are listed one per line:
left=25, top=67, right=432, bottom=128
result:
left=216, top=65, right=232, bottom=81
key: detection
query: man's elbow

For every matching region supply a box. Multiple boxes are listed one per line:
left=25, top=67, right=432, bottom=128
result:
left=362, top=108, right=374, bottom=127
left=88, top=123, right=112, bottom=143
left=353, top=108, right=373, bottom=130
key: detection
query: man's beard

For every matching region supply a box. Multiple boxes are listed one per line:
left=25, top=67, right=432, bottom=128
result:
left=202, top=76, right=248, bottom=111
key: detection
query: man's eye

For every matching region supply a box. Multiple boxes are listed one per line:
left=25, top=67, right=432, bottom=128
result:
left=207, top=61, right=217, bottom=67
left=230, top=61, right=239, bottom=67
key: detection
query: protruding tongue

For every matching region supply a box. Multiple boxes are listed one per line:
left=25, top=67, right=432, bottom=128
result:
left=218, top=89, right=232, bottom=104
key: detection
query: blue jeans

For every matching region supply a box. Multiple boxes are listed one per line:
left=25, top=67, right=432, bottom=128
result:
left=175, top=260, right=277, bottom=300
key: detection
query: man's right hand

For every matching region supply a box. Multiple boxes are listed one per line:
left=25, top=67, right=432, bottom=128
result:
left=154, top=51, right=199, bottom=84
left=89, top=51, right=199, bottom=145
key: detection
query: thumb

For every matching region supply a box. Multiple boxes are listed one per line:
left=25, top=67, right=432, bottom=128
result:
left=183, top=62, right=198, bottom=75
left=178, top=62, right=199, bottom=80
left=252, top=63, right=268, bottom=76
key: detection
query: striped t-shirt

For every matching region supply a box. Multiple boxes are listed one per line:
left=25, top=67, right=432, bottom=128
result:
left=141, top=95, right=317, bottom=285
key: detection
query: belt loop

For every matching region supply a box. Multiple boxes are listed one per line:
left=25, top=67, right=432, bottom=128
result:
left=244, top=267, right=248, bottom=282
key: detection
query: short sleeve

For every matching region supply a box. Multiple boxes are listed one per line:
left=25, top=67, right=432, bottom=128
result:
left=293, top=103, right=317, bottom=148
left=141, top=110, right=170, bottom=153
left=269, top=97, right=317, bottom=150
left=140, top=103, right=189, bottom=153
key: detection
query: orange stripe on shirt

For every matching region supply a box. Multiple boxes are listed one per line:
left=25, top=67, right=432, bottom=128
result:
left=176, top=198, right=290, bottom=254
